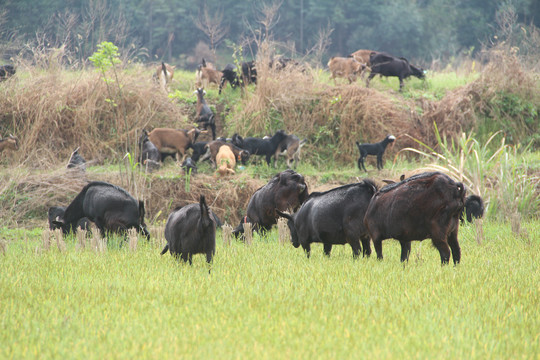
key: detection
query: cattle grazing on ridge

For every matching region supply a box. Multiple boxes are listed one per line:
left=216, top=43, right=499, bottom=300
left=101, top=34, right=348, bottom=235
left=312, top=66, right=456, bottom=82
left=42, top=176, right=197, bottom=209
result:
left=194, top=88, right=216, bottom=140
left=356, top=135, right=396, bottom=171
left=277, top=180, right=377, bottom=258
left=327, top=56, right=367, bottom=84
left=0, top=134, right=19, bottom=153
left=147, top=127, right=203, bottom=162
left=51, top=181, right=150, bottom=240
left=364, top=172, right=466, bottom=265
left=233, top=169, right=308, bottom=237
left=367, top=52, right=425, bottom=91
left=231, top=130, right=288, bottom=166
left=161, top=195, right=216, bottom=265
left=0, top=65, right=16, bottom=81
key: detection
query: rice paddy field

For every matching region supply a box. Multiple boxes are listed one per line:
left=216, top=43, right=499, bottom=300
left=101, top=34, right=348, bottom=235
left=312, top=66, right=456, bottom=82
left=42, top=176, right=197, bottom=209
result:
left=1, top=220, right=539, bottom=359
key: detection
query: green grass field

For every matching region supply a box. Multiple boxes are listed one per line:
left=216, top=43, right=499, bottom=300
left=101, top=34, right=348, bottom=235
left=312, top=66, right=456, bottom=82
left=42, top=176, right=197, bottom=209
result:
left=1, top=220, right=538, bottom=359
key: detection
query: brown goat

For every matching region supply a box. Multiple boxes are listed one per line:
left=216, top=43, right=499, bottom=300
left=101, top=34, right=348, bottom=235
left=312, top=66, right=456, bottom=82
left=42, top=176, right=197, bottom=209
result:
left=274, top=134, right=306, bottom=169
left=350, top=49, right=378, bottom=66
left=201, top=140, right=250, bottom=168
left=147, top=128, right=202, bottom=162
left=327, top=57, right=367, bottom=84
left=155, top=62, right=175, bottom=91
left=0, top=134, right=19, bottom=153
left=196, top=67, right=223, bottom=88
left=215, top=145, right=236, bottom=177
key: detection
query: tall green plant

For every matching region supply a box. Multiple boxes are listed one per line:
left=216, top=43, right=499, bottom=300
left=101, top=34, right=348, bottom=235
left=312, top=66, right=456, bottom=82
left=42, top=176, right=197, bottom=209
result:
left=400, top=124, right=539, bottom=220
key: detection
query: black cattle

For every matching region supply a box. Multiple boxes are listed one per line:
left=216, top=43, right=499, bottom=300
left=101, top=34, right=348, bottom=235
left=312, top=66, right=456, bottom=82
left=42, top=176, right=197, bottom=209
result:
left=161, top=195, right=216, bottom=265
left=48, top=206, right=90, bottom=231
left=218, top=61, right=257, bottom=94
left=0, top=65, right=16, bottom=81
left=67, top=147, right=86, bottom=171
left=231, top=130, right=288, bottom=166
left=233, top=169, right=308, bottom=237
left=366, top=52, right=425, bottom=91
left=51, top=181, right=150, bottom=239
left=364, top=172, right=466, bottom=265
left=277, top=180, right=377, bottom=258
left=356, top=135, right=396, bottom=171
left=194, top=88, right=216, bottom=140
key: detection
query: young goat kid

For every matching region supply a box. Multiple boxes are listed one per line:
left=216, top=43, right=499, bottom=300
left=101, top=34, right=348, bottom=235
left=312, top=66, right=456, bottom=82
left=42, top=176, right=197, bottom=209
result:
left=356, top=135, right=395, bottom=171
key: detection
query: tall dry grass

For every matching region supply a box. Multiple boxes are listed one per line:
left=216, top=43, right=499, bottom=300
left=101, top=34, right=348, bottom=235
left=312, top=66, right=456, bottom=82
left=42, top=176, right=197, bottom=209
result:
left=0, top=62, right=188, bottom=167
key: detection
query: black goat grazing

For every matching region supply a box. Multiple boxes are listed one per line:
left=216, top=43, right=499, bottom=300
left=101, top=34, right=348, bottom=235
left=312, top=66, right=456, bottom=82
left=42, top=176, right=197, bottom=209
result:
left=194, top=88, right=216, bottom=140
left=356, top=135, right=396, bottom=171
left=190, top=141, right=209, bottom=162
left=181, top=157, right=197, bottom=175
left=67, top=147, right=86, bottom=171
left=138, top=129, right=161, bottom=171
left=161, top=195, right=216, bottom=265
left=231, top=130, right=288, bottom=166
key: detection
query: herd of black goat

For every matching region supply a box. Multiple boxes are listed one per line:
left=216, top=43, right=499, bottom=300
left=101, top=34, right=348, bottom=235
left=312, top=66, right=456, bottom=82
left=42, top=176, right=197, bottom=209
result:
left=3, top=52, right=485, bottom=266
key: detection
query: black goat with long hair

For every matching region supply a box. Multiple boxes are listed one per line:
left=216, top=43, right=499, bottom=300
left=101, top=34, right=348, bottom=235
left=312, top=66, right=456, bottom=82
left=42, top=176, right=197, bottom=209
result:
left=356, top=135, right=396, bottom=171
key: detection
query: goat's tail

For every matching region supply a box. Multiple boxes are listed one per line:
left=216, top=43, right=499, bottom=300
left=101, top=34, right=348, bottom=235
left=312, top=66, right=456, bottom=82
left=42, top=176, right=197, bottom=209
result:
left=160, top=244, right=169, bottom=255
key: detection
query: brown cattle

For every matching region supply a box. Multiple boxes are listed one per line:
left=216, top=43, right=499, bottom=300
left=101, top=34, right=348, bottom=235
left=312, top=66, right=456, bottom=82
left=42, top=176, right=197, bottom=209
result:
left=327, top=56, right=367, bottom=84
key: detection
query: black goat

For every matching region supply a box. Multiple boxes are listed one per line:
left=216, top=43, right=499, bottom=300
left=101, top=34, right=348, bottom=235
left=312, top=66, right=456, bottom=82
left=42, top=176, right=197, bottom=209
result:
left=190, top=141, right=209, bottom=162
left=232, top=130, right=288, bottom=166
left=356, top=135, right=396, bottom=171
left=67, top=147, right=86, bottom=171
left=218, top=61, right=257, bottom=94
left=161, top=195, right=216, bottom=265
left=194, top=88, right=216, bottom=140
left=138, top=129, right=161, bottom=171
left=0, top=65, right=16, bottom=81
left=181, top=157, right=197, bottom=175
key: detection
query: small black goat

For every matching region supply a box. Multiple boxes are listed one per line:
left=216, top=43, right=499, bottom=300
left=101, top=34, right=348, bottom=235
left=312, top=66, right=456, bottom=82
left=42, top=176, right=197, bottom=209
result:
left=67, top=147, right=86, bottom=171
left=138, top=129, right=161, bottom=171
left=194, top=88, right=216, bottom=140
left=161, top=195, right=216, bottom=265
left=232, top=130, right=287, bottom=166
left=181, top=157, right=197, bottom=175
left=356, top=135, right=396, bottom=171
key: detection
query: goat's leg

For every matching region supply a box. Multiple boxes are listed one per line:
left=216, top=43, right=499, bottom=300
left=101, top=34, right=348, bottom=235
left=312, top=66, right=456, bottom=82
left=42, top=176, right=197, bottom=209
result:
left=399, top=241, right=411, bottom=262
left=360, top=235, right=371, bottom=257
left=447, top=229, right=461, bottom=265
left=349, top=240, right=361, bottom=259
left=377, top=154, right=383, bottom=170
left=323, top=243, right=332, bottom=257
left=373, top=236, right=384, bottom=260
left=302, top=243, right=311, bottom=258
left=366, top=73, right=375, bottom=87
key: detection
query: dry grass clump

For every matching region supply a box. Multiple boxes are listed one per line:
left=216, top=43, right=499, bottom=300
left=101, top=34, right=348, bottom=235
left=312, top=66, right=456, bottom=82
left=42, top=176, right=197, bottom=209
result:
left=423, top=46, right=539, bottom=143
left=0, top=63, right=188, bottom=167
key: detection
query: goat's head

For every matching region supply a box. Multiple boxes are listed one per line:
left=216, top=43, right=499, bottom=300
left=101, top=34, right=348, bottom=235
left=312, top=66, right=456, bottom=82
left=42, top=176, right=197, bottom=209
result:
left=194, top=88, right=206, bottom=97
